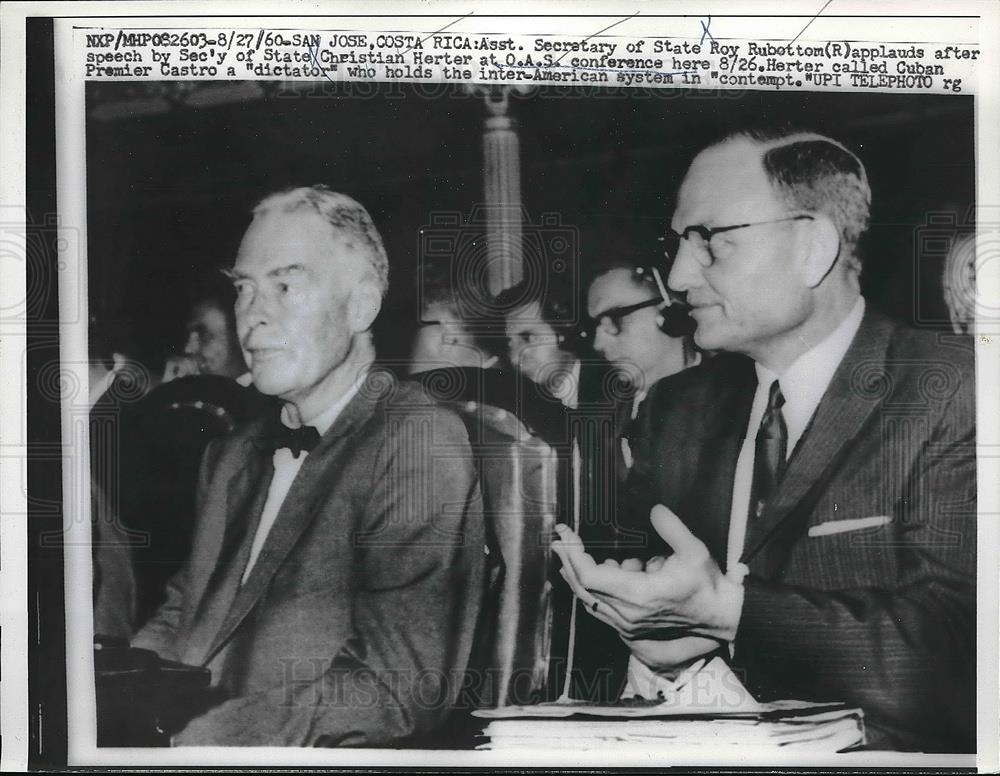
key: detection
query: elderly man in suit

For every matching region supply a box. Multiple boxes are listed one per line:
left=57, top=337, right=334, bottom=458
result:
left=133, top=186, right=485, bottom=746
left=554, top=129, right=976, bottom=751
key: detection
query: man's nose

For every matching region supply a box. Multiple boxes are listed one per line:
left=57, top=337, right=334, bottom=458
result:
left=183, top=332, right=200, bottom=355
left=667, top=238, right=704, bottom=294
left=592, top=327, right=611, bottom=355
left=238, top=290, right=269, bottom=332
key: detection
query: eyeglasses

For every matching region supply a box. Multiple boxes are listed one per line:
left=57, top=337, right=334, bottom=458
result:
left=583, top=297, right=661, bottom=340
left=660, top=215, right=814, bottom=267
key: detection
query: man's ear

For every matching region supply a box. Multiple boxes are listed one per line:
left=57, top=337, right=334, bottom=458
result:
left=347, top=281, right=382, bottom=333
left=800, top=215, right=842, bottom=288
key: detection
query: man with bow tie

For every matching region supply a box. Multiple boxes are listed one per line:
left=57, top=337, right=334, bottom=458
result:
left=554, top=129, right=976, bottom=752
left=132, top=186, right=485, bottom=746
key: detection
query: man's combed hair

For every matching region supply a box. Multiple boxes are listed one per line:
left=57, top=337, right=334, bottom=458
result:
left=252, top=185, right=390, bottom=296
left=727, top=128, right=871, bottom=273
left=588, top=257, right=660, bottom=294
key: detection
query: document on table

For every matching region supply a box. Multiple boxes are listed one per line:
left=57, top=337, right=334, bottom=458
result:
left=473, top=656, right=865, bottom=752
left=474, top=656, right=769, bottom=719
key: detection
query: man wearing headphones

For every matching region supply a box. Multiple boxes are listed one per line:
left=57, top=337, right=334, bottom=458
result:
left=586, top=259, right=701, bottom=419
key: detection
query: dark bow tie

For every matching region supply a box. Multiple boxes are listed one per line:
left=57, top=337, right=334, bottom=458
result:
left=268, top=423, right=321, bottom=458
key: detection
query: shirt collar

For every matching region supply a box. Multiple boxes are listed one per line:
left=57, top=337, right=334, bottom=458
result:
left=754, top=297, right=865, bottom=439
left=279, top=369, right=368, bottom=437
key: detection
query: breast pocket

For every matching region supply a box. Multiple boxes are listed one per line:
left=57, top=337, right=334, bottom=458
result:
left=766, top=510, right=898, bottom=590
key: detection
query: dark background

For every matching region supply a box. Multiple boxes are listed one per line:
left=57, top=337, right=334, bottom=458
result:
left=85, top=83, right=975, bottom=369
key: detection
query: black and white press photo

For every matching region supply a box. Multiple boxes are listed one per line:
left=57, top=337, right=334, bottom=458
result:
left=4, top=4, right=999, bottom=771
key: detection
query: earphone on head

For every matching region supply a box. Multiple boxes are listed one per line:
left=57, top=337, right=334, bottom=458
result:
left=634, top=265, right=697, bottom=338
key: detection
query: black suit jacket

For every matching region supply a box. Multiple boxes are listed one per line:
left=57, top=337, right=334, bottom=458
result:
left=623, top=308, right=976, bottom=751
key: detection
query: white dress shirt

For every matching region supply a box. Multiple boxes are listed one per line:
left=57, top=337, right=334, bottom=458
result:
left=240, top=377, right=364, bottom=584
left=725, top=297, right=865, bottom=574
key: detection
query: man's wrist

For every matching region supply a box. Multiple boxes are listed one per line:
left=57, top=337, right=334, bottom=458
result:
left=706, top=565, right=746, bottom=642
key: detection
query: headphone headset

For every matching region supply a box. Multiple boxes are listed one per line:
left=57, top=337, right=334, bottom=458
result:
left=634, top=265, right=697, bottom=338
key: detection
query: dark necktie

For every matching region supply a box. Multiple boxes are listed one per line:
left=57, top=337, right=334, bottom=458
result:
left=749, top=379, right=787, bottom=519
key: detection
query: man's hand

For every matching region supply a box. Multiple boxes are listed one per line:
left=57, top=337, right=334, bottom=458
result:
left=551, top=505, right=745, bottom=642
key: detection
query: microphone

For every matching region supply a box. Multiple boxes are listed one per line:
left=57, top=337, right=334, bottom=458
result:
left=636, top=265, right=697, bottom=338
left=656, top=301, right=697, bottom=338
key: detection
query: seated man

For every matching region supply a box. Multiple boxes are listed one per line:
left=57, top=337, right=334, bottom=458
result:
left=495, top=280, right=632, bottom=701
left=584, top=258, right=703, bottom=539
left=496, top=280, right=584, bottom=409
left=586, top=258, right=700, bottom=415
left=407, top=277, right=499, bottom=374
left=132, top=186, right=485, bottom=746
left=554, top=128, right=976, bottom=751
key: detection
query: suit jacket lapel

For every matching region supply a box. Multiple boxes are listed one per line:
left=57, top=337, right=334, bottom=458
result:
left=201, top=389, right=380, bottom=665
left=184, top=435, right=272, bottom=665
left=741, top=309, right=896, bottom=570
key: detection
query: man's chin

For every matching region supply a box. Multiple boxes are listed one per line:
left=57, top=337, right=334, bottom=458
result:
left=692, top=326, right=728, bottom=353
left=250, top=371, right=291, bottom=397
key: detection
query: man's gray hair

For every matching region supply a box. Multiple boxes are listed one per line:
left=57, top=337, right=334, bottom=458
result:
left=252, top=185, right=390, bottom=296
left=723, top=129, right=871, bottom=274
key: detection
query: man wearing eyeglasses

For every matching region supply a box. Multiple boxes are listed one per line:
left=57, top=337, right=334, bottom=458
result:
left=586, top=261, right=700, bottom=416
left=554, top=129, right=976, bottom=751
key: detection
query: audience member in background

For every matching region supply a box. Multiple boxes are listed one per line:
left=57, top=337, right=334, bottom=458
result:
left=573, top=260, right=702, bottom=699
left=583, top=258, right=705, bottom=562
left=408, top=279, right=499, bottom=373
left=407, top=278, right=563, bottom=445
left=942, top=230, right=976, bottom=335
left=162, top=291, right=248, bottom=383
left=497, top=281, right=584, bottom=408
left=88, top=315, right=143, bottom=639
left=495, top=279, right=625, bottom=701
left=586, top=260, right=701, bottom=415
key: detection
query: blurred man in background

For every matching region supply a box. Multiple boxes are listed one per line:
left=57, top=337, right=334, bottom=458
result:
left=586, top=260, right=700, bottom=413
left=163, top=291, right=247, bottom=382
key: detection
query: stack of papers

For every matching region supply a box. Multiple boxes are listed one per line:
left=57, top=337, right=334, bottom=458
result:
left=474, top=707, right=865, bottom=752
left=473, top=658, right=864, bottom=752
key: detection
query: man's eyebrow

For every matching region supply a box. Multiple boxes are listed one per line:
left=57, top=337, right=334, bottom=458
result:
left=219, top=264, right=305, bottom=282
left=267, top=264, right=306, bottom=278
